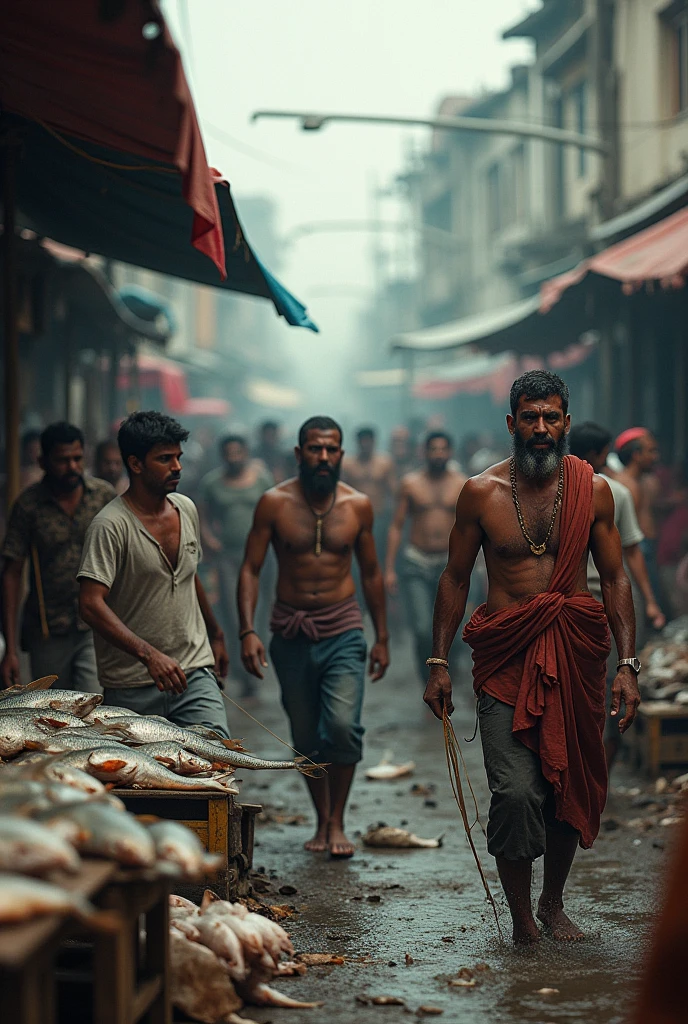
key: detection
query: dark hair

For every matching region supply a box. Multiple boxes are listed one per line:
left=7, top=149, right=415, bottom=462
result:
left=40, top=422, right=84, bottom=459
left=118, top=411, right=189, bottom=476
left=21, top=429, right=41, bottom=449
left=509, top=370, right=570, bottom=417
left=259, top=420, right=279, bottom=433
left=617, top=439, right=644, bottom=467
left=356, top=426, right=375, bottom=442
left=568, top=422, right=612, bottom=460
left=425, top=430, right=452, bottom=449
left=298, top=416, right=343, bottom=448
left=219, top=433, right=248, bottom=454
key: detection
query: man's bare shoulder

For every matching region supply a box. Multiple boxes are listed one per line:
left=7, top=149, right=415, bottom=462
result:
left=466, top=459, right=510, bottom=493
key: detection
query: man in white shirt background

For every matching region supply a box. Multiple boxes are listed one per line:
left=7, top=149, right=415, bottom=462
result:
left=569, top=422, right=665, bottom=767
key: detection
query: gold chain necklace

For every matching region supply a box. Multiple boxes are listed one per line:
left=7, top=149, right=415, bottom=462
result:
left=510, top=457, right=564, bottom=557
left=306, top=487, right=337, bottom=556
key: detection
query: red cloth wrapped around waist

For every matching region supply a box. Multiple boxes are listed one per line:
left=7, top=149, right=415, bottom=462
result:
left=270, top=596, right=363, bottom=642
left=464, top=590, right=611, bottom=848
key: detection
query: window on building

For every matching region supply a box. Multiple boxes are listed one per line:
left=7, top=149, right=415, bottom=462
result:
left=570, top=81, right=587, bottom=177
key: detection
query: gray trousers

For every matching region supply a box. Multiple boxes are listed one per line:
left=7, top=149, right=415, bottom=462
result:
left=102, top=667, right=230, bottom=737
left=401, top=548, right=446, bottom=683
left=29, top=627, right=101, bottom=694
left=478, top=692, right=577, bottom=862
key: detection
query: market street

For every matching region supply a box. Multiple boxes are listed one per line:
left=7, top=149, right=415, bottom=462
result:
left=235, top=635, right=665, bottom=1024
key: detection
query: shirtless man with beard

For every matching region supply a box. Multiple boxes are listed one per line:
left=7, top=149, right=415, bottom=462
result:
left=425, top=371, right=639, bottom=944
left=238, top=416, right=389, bottom=857
left=385, top=432, right=466, bottom=683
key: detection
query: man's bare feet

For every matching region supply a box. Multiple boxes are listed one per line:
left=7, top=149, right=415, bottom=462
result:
left=328, top=823, right=355, bottom=858
left=304, top=824, right=328, bottom=853
left=512, top=916, right=541, bottom=945
left=537, top=900, right=585, bottom=941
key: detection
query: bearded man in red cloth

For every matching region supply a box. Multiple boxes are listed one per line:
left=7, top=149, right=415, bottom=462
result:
left=425, top=371, right=639, bottom=944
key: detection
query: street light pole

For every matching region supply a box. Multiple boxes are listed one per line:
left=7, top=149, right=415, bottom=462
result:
left=251, top=109, right=608, bottom=155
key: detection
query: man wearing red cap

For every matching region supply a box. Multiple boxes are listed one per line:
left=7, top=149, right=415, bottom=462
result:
left=614, top=428, right=662, bottom=625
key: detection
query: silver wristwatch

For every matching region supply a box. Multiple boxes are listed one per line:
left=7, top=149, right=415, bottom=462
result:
left=617, top=657, right=641, bottom=675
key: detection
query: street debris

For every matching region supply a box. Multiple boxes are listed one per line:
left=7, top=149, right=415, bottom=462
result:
left=410, top=783, right=436, bottom=797
left=363, top=825, right=443, bottom=848
left=365, top=752, right=416, bottom=780
left=405, top=953, right=415, bottom=965
left=298, top=953, right=346, bottom=966
left=417, top=1007, right=444, bottom=1016
left=536, top=988, right=560, bottom=996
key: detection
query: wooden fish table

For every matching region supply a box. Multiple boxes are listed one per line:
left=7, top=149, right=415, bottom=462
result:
left=115, top=789, right=262, bottom=899
left=0, top=860, right=171, bottom=1024
left=631, top=701, right=688, bottom=776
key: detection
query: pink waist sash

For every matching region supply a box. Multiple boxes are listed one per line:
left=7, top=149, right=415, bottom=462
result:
left=270, top=596, right=363, bottom=642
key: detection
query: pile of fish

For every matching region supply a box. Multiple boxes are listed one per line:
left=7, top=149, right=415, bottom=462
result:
left=0, top=678, right=324, bottom=794
left=640, top=617, right=688, bottom=704
left=169, top=890, right=322, bottom=1021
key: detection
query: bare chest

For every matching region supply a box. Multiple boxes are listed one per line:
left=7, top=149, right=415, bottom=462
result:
left=482, top=490, right=562, bottom=561
left=274, top=504, right=359, bottom=557
left=408, top=477, right=462, bottom=515
left=138, top=508, right=181, bottom=569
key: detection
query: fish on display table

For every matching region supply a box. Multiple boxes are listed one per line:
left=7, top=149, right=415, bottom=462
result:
left=0, top=873, right=101, bottom=926
left=136, top=741, right=219, bottom=776
left=0, top=707, right=88, bottom=730
left=0, top=690, right=102, bottom=717
left=82, top=706, right=141, bottom=725
left=96, top=717, right=325, bottom=776
left=44, top=745, right=240, bottom=792
left=33, top=729, right=129, bottom=755
left=0, top=814, right=82, bottom=875
left=0, top=713, right=77, bottom=758
left=38, top=802, right=156, bottom=867
left=147, top=820, right=223, bottom=879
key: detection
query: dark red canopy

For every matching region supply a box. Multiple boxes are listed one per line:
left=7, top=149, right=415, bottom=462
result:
left=0, top=0, right=225, bottom=277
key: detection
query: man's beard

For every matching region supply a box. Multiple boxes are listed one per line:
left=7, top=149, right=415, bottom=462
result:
left=300, top=461, right=340, bottom=497
left=51, top=473, right=84, bottom=494
left=512, top=432, right=569, bottom=481
left=427, top=458, right=448, bottom=476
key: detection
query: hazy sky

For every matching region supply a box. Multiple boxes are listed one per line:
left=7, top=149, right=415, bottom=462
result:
left=163, top=1, right=532, bottom=373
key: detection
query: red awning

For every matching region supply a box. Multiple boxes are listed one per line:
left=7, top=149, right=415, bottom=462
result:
left=541, top=207, right=688, bottom=313
left=0, top=0, right=225, bottom=278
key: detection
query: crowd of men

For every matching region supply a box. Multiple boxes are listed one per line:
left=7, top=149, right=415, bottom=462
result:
left=1, top=373, right=687, bottom=941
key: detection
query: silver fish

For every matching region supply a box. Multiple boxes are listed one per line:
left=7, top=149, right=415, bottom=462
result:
left=0, top=872, right=98, bottom=925
left=0, top=690, right=102, bottom=717
left=83, top=706, right=142, bottom=726
left=34, top=729, right=127, bottom=755
left=98, top=718, right=325, bottom=777
left=137, top=742, right=218, bottom=776
left=39, top=802, right=156, bottom=867
left=0, top=707, right=88, bottom=730
left=362, top=826, right=443, bottom=848
left=148, top=820, right=222, bottom=879
left=22, top=756, right=111, bottom=795
left=0, top=779, right=99, bottom=816
left=0, top=675, right=58, bottom=700
left=0, top=713, right=67, bottom=758
left=48, top=746, right=240, bottom=792
left=0, top=814, right=81, bottom=875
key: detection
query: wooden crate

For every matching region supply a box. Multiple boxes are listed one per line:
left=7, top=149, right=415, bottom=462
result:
left=631, top=702, right=688, bottom=776
left=116, top=790, right=262, bottom=899
left=0, top=861, right=171, bottom=1024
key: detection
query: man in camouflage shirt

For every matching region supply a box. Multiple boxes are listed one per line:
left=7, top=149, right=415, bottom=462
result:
left=0, top=422, right=115, bottom=692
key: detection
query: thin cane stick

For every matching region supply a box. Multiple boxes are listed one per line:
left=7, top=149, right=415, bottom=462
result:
left=220, top=689, right=327, bottom=773
left=443, top=709, right=503, bottom=941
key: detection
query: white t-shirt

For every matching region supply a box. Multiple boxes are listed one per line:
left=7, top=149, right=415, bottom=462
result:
left=587, top=474, right=644, bottom=599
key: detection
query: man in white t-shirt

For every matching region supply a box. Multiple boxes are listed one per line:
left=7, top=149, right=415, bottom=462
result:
left=569, top=423, right=665, bottom=766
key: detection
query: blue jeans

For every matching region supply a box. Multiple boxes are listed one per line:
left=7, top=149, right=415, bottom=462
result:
left=102, top=666, right=229, bottom=737
left=270, top=628, right=366, bottom=764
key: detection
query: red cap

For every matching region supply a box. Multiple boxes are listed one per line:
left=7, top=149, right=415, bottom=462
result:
left=615, top=427, right=648, bottom=451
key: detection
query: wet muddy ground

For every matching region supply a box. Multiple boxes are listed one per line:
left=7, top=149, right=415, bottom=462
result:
left=228, top=636, right=671, bottom=1024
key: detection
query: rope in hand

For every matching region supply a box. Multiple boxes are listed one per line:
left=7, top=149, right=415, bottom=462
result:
left=442, top=708, right=504, bottom=941
left=220, top=689, right=327, bottom=774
